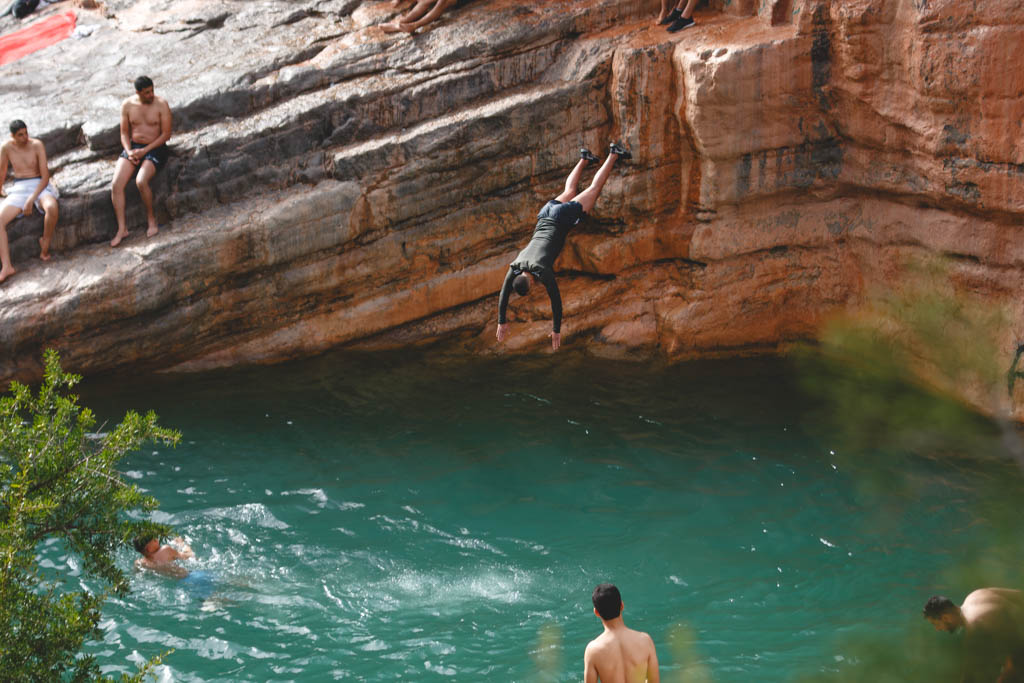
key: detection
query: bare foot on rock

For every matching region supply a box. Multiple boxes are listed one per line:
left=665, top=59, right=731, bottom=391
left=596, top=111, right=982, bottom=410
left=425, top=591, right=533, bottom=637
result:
left=380, top=20, right=405, bottom=33
left=146, top=220, right=159, bottom=238
left=110, top=230, right=129, bottom=247
left=0, top=266, right=17, bottom=284
left=39, top=236, right=51, bottom=261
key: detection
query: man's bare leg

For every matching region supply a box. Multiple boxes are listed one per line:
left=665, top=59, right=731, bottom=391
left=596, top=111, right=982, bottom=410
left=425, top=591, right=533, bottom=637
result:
left=38, top=194, right=58, bottom=260
left=0, top=205, right=20, bottom=283
left=110, top=157, right=136, bottom=247
left=680, top=0, right=698, bottom=19
left=555, top=158, right=591, bottom=203
left=401, top=0, right=454, bottom=32
left=657, top=0, right=673, bottom=24
left=381, top=0, right=432, bottom=31
left=136, top=160, right=160, bottom=237
left=571, top=148, right=625, bottom=214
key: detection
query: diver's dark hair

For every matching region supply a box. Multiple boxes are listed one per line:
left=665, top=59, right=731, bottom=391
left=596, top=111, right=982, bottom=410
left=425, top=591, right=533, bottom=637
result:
left=923, top=595, right=957, bottom=619
left=9, top=119, right=26, bottom=135
left=134, top=75, right=154, bottom=92
left=592, top=583, right=622, bottom=620
left=133, top=534, right=156, bottom=554
left=512, top=272, right=531, bottom=296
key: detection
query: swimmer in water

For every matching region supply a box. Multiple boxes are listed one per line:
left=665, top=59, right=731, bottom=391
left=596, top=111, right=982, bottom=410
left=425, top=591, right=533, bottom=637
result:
left=496, top=143, right=630, bottom=351
left=584, top=583, right=660, bottom=683
left=133, top=534, right=194, bottom=579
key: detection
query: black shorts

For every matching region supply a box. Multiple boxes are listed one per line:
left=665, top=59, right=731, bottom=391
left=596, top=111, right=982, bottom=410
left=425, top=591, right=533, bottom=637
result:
left=538, top=199, right=584, bottom=227
left=120, top=141, right=169, bottom=170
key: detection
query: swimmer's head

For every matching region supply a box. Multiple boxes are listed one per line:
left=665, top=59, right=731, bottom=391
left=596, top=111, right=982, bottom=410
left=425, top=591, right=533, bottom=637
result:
left=9, top=119, right=26, bottom=136
left=513, top=272, right=532, bottom=296
left=923, top=595, right=960, bottom=632
left=133, top=534, right=158, bottom=555
left=592, top=583, right=622, bottom=620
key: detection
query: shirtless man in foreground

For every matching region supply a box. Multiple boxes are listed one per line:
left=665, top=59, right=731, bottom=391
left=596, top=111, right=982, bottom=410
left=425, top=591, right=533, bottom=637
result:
left=924, top=588, right=1024, bottom=682
left=585, top=583, right=660, bottom=683
left=0, top=119, right=60, bottom=282
left=133, top=534, right=194, bottom=579
left=110, top=75, right=172, bottom=247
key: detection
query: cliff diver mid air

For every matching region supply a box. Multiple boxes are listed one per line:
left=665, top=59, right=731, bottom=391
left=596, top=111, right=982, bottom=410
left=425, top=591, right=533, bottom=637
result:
left=496, top=142, right=631, bottom=351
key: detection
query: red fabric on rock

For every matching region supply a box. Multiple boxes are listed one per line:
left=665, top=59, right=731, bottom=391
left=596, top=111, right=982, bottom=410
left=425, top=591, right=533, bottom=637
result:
left=0, top=11, right=77, bottom=67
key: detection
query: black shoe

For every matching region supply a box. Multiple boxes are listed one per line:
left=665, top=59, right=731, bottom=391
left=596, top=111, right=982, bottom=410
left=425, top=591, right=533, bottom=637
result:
left=667, top=16, right=695, bottom=32
left=609, top=142, right=632, bottom=161
left=580, top=148, right=599, bottom=164
left=659, top=8, right=681, bottom=25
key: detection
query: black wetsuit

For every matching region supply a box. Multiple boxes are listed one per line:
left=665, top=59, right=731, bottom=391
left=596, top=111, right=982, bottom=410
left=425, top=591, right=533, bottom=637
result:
left=497, top=199, right=585, bottom=333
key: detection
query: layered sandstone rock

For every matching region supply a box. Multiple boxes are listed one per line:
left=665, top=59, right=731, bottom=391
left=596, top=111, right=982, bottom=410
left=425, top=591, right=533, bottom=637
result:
left=0, top=0, right=1022, bottom=413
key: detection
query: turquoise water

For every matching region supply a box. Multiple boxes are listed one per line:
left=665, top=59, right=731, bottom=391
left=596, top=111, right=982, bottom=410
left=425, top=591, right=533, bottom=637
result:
left=49, top=353, right=1014, bottom=680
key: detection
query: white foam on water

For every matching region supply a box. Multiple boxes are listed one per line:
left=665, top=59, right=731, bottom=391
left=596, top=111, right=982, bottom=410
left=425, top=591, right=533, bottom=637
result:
left=206, top=502, right=289, bottom=529
left=281, top=488, right=329, bottom=508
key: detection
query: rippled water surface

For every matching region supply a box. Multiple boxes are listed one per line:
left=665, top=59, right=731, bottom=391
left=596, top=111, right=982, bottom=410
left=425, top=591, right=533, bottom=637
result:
left=55, top=353, right=1010, bottom=681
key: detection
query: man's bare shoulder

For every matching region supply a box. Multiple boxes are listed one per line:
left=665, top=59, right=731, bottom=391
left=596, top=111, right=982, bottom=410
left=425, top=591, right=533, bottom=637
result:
left=586, top=632, right=612, bottom=654
left=122, top=95, right=140, bottom=109
left=154, top=95, right=172, bottom=112
left=628, top=628, right=655, bottom=648
left=965, top=588, right=1024, bottom=607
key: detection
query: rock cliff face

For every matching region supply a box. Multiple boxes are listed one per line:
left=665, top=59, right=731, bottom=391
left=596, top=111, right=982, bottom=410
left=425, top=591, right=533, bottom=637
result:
left=1, top=0, right=1022, bottom=409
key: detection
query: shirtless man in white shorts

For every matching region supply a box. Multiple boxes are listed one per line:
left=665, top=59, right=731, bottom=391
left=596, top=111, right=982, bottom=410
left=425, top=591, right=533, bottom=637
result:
left=0, top=119, right=60, bottom=282
left=585, top=583, right=660, bottom=683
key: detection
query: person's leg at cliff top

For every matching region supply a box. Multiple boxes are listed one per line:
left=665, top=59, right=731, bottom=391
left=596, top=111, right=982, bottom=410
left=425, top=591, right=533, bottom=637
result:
left=380, top=0, right=436, bottom=32
left=662, top=0, right=698, bottom=31
left=381, top=0, right=455, bottom=33
left=0, top=204, right=19, bottom=283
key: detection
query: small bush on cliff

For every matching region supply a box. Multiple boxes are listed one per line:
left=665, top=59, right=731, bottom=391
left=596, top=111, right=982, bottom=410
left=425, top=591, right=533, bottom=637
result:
left=0, top=350, right=180, bottom=681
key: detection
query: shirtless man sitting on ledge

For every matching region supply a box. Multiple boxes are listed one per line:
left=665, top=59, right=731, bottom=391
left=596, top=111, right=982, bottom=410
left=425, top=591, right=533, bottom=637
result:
left=0, top=119, right=60, bottom=283
left=110, top=75, right=172, bottom=247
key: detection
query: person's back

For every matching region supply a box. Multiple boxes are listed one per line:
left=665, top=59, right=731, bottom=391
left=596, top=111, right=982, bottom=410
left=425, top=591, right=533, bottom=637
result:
left=585, top=583, right=659, bottom=683
left=585, top=624, right=657, bottom=683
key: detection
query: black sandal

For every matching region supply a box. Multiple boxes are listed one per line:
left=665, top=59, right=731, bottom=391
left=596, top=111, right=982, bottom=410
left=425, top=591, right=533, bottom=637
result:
left=580, top=148, right=600, bottom=164
left=609, top=142, right=632, bottom=161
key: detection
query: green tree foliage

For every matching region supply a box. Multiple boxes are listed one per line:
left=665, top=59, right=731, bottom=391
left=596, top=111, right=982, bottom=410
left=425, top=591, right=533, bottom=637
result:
left=0, top=350, right=180, bottom=681
left=798, top=258, right=1024, bottom=680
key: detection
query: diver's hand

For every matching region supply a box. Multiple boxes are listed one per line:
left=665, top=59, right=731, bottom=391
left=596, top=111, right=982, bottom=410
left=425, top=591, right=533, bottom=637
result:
left=550, top=331, right=560, bottom=351
left=496, top=323, right=509, bottom=342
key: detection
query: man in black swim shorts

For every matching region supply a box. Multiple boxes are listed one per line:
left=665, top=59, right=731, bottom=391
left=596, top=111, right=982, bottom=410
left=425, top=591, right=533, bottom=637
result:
left=496, top=142, right=631, bottom=351
left=110, top=75, right=173, bottom=247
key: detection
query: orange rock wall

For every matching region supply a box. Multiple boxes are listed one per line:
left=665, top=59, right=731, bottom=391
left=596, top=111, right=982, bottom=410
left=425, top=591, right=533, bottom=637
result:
left=3, top=0, right=1024, bottom=418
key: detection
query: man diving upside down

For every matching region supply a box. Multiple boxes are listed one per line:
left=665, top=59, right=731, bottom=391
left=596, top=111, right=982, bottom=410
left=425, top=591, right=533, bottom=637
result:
left=496, top=142, right=630, bottom=351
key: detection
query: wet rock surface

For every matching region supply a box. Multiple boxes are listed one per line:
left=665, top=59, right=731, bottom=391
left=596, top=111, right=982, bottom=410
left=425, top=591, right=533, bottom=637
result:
left=1, top=0, right=1022, bottom=416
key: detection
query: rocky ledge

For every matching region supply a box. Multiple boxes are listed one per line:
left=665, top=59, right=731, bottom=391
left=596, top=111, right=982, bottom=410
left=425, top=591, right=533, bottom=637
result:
left=1, top=0, right=1022, bottom=414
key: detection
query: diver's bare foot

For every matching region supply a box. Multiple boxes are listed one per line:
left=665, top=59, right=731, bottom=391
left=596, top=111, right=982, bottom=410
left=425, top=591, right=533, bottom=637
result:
left=399, top=22, right=418, bottom=33
left=146, top=221, right=159, bottom=237
left=39, top=237, right=51, bottom=261
left=380, top=20, right=404, bottom=32
left=0, top=266, right=16, bottom=283
left=110, top=230, right=128, bottom=247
